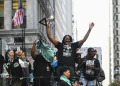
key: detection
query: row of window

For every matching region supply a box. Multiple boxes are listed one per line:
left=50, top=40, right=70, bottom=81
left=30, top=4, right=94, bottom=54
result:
left=115, top=0, right=119, bottom=75
left=0, top=0, right=26, bottom=29
left=0, top=0, right=26, bottom=10
left=115, top=0, right=119, bottom=30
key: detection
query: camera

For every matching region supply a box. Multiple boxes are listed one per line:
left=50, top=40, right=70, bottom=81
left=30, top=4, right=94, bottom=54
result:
left=70, top=77, right=83, bottom=85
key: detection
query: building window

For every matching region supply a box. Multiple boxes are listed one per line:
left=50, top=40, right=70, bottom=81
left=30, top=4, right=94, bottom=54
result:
left=22, top=0, right=26, bottom=9
left=12, top=0, right=26, bottom=10
left=117, top=60, right=119, bottom=65
left=0, top=0, right=4, bottom=10
left=116, top=37, right=119, bottom=43
left=117, top=53, right=119, bottom=58
left=117, top=68, right=119, bottom=74
left=116, top=23, right=118, bottom=28
left=116, top=15, right=118, bottom=20
left=116, top=30, right=118, bottom=35
left=117, top=45, right=119, bottom=50
left=12, top=0, right=19, bottom=10
left=12, top=0, right=26, bottom=28
left=116, top=0, right=118, bottom=5
left=116, top=8, right=118, bottom=13
left=0, top=17, right=4, bottom=29
left=14, top=37, right=24, bottom=43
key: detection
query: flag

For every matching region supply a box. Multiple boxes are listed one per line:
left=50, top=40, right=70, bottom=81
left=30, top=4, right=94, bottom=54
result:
left=12, top=0, right=23, bottom=26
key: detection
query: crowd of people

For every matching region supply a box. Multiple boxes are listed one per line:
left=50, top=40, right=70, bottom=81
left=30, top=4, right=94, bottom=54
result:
left=0, top=21, right=105, bottom=86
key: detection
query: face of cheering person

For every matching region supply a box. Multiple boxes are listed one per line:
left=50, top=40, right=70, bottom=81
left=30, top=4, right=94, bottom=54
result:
left=64, top=36, right=71, bottom=45
left=8, top=50, right=14, bottom=59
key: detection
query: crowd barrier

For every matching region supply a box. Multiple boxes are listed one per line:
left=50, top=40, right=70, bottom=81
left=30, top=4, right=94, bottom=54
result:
left=0, top=75, right=102, bottom=86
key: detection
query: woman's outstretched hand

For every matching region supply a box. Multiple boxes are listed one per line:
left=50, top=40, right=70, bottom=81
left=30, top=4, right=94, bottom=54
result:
left=89, top=22, right=94, bottom=29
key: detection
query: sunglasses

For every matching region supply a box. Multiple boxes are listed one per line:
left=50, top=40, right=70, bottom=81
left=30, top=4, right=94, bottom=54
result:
left=65, top=37, right=70, bottom=40
left=90, top=51, right=96, bottom=52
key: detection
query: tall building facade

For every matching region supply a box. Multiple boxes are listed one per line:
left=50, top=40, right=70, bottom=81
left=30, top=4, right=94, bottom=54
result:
left=112, top=0, right=120, bottom=80
left=54, top=0, right=72, bottom=41
left=72, top=0, right=78, bottom=42
left=0, top=0, right=72, bottom=57
left=109, top=0, right=114, bottom=84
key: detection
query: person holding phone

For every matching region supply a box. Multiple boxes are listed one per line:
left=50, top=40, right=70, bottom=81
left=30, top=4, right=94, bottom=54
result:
left=3, top=49, right=23, bottom=86
left=77, top=48, right=100, bottom=86
left=15, top=47, right=30, bottom=86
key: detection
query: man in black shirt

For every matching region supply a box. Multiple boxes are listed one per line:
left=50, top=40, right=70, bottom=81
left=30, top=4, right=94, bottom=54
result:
left=77, top=48, right=100, bottom=86
left=31, top=40, right=52, bottom=86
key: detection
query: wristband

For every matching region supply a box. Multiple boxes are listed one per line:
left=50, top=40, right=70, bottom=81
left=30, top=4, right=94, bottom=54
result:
left=47, top=25, right=49, bottom=28
left=89, top=29, right=91, bottom=32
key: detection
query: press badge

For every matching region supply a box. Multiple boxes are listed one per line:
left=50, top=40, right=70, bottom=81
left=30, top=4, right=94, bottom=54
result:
left=46, top=65, right=50, bottom=71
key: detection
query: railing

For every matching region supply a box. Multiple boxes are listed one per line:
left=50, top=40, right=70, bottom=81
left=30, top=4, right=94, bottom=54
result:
left=0, top=75, right=102, bottom=86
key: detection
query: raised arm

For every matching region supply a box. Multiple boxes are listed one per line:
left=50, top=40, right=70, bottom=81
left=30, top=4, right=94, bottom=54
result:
left=31, top=40, right=37, bottom=60
left=77, top=61, right=86, bottom=70
left=78, top=23, right=94, bottom=46
left=46, top=20, right=58, bottom=46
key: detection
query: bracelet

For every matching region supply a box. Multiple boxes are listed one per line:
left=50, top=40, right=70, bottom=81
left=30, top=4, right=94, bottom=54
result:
left=46, top=25, right=49, bottom=28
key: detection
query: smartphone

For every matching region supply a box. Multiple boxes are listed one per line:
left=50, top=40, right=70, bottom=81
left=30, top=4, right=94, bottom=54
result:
left=17, top=47, right=20, bottom=51
left=91, top=22, right=94, bottom=25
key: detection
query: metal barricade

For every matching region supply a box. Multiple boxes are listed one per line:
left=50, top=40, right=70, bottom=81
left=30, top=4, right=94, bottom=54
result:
left=0, top=75, right=102, bottom=86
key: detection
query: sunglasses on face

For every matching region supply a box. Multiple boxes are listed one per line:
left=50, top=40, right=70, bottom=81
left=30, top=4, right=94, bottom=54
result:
left=90, top=51, right=96, bottom=52
left=65, top=37, right=70, bottom=40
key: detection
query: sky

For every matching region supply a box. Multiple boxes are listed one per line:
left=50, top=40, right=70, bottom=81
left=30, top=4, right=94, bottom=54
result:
left=74, top=0, right=109, bottom=48
left=74, top=0, right=110, bottom=85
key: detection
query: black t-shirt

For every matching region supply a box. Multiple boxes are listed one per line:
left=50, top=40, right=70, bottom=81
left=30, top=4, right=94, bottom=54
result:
left=59, top=80, right=71, bottom=86
left=78, top=57, right=100, bottom=81
left=55, top=42, right=79, bottom=67
left=34, top=54, right=52, bottom=76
